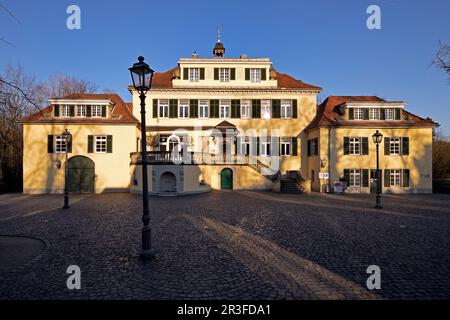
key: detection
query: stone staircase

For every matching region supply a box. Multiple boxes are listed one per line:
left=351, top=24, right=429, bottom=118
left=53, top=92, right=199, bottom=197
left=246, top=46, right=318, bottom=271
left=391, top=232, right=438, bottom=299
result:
left=279, top=171, right=306, bottom=194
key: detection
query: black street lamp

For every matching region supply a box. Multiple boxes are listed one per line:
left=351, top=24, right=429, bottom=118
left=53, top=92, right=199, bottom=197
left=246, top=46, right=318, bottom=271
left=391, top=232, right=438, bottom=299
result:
left=129, top=56, right=155, bottom=260
left=372, top=130, right=383, bottom=209
left=62, top=129, right=72, bottom=209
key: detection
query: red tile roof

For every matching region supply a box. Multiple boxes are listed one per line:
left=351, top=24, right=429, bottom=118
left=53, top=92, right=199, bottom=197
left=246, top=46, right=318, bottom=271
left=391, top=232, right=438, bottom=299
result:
left=304, top=95, right=438, bottom=131
left=19, top=93, right=139, bottom=125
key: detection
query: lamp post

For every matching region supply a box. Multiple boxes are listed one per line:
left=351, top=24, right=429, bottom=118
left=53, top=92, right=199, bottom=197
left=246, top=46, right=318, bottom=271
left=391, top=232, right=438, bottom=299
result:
left=62, top=129, right=72, bottom=209
left=129, top=56, right=155, bottom=260
left=372, top=130, right=383, bottom=209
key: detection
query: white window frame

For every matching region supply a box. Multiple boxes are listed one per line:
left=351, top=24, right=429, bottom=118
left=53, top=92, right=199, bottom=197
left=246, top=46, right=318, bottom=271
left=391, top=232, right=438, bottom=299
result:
left=199, top=100, right=209, bottom=118
left=241, top=137, right=250, bottom=155
left=54, top=135, right=67, bottom=153
left=189, top=68, right=200, bottom=82
left=95, top=135, right=107, bottom=153
left=219, top=68, right=230, bottom=82
left=241, top=100, right=251, bottom=119
left=220, top=100, right=230, bottom=118
left=354, top=108, right=364, bottom=120
left=250, top=68, right=261, bottom=83
left=92, top=105, right=102, bottom=117
left=390, top=137, right=401, bottom=155
left=369, top=108, right=380, bottom=120
left=159, top=99, right=169, bottom=118
left=349, top=137, right=361, bottom=155
left=349, top=169, right=361, bottom=187
left=385, top=108, right=394, bottom=120
left=280, top=137, right=291, bottom=156
left=260, top=140, right=271, bottom=156
left=76, top=105, right=86, bottom=117
left=61, top=105, right=70, bottom=117
left=390, top=169, right=401, bottom=187
left=261, top=100, right=271, bottom=119
left=179, top=100, right=189, bottom=118
left=281, top=100, right=292, bottom=118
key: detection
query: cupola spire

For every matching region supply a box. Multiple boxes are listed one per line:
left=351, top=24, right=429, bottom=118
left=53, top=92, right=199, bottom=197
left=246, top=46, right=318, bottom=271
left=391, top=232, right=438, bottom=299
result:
left=213, top=25, right=225, bottom=57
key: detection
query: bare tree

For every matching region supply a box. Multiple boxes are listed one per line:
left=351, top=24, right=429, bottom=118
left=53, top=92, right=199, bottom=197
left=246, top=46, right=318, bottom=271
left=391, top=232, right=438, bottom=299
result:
left=47, top=73, right=98, bottom=98
left=433, top=129, right=450, bottom=180
left=432, top=41, right=450, bottom=82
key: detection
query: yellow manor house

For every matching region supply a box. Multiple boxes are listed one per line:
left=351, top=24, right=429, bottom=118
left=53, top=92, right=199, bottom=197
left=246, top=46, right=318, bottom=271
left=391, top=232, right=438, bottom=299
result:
left=19, top=39, right=437, bottom=195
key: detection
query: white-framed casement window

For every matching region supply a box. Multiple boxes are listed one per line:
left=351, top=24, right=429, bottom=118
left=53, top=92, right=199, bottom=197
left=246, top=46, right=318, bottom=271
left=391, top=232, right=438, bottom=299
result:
left=54, top=135, right=67, bottom=153
left=179, top=99, right=189, bottom=118
left=349, top=137, right=361, bottom=155
left=250, top=68, right=261, bottom=83
left=76, top=105, right=86, bottom=117
left=385, top=108, right=394, bottom=120
left=241, top=137, right=250, bottom=155
left=189, top=68, right=200, bottom=82
left=95, top=135, right=107, bottom=153
left=390, top=137, right=401, bottom=155
left=241, top=100, right=251, bottom=118
left=260, top=139, right=271, bottom=156
left=349, top=169, right=361, bottom=187
left=199, top=100, right=209, bottom=118
left=280, top=137, right=291, bottom=156
left=261, top=100, right=271, bottom=119
left=219, top=68, right=230, bottom=82
left=220, top=99, right=230, bottom=118
left=92, top=105, right=102, bottom=117
left=369, top=108, right=380, bottom=120
left=61, top=105, right=70, bottom=117
left=159, top=99, right=169, bottom=118
left=281, top=100, right=292, bottom=118
left=354, top=108, right=364, bottom=120
left=390, top=169, right=401, bottom=187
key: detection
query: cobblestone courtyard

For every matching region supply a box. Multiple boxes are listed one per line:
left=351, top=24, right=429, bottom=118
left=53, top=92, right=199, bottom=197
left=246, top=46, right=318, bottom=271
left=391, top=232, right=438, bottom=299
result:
left=0, top=191, right=449, bottom=300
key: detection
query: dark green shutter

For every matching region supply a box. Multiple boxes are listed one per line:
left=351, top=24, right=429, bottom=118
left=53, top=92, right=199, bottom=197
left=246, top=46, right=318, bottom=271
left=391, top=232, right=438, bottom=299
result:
left=395, top=108, right=401, bottom=120
left=86, top=105, right=92, bottom=117
left=189, top=100, right=198, bottom=118
left=67, top=136, right=72, bottom=153
left=348, top=108, right=354, bottom=120
left=107, top=135, right=113, bottom=153
left=69, top=105, right=75, bottom=117
left=210, top=100, right=219, bottom=118
left=230, top=68, right=236, bottom=80
left=314, top=138, right=319, bottom=155
left=272, top=99, right=281, bottom=118
left=251, top=137, right=258, bottom=156
left=271, top=136, right=280, bottom=156
left=292, top=137, right=298, bottom=156
left=257, top=137, right=260, bottom=156
left=169, top=99, right=177, bottom=118
left=88, top=135, right=94, bottom=153
left=252, top=100, right=261, bottom=118
left=231, top=100, right=240, bottom=118
left=362, top=169, right=369, bottom=187
left=292, top=99, right=298, bottom=118
left=261, top=68, right=266, bottom=80
left=384, top=169, right=390, bottom=187
left=200, top=68, right=205, bottom=80
left=102, top=106, right=107, bottom=117
left=384, top=137, right=390, bottom=155
left=307, top=140, right=311, bottom=156
left=245, top=68, right=250, bottom=80
left=214, top=68, right=219, bottom=80
left=363, top=109, right=369, bottom=120
left=402, top=169, right=410, bottom=187
left=362, top=137, right=369, bottom=155
left=380, top=109, right=386, bottom=120
left=54, top=105, right=60, bottom=117
left=343, top=137, right=350, bottom=155
left=402, top=137, right=409, bottom=155
left=236, top=136, right=241, bottom=154
left=183, top=68, right=189, bottom=80
left=343, top=169, right=350, bottom=185
left=47, top=135, right=54, bottom=153
left=153, top=99, right=158, bottom=118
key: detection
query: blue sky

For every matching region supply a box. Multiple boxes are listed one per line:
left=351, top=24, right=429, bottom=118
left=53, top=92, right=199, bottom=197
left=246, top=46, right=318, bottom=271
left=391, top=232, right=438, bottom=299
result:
left=1, top=0, right=449, bottom=133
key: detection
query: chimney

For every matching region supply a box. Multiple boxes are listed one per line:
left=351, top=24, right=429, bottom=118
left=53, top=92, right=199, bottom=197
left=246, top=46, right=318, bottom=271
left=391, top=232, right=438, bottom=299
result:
left=240, top=54, right=248, bottom=59
left=192, top=52, right=199, bottom=59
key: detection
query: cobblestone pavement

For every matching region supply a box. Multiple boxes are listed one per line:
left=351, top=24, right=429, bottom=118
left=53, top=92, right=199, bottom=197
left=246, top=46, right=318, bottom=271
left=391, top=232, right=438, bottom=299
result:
left=0, top=191, right=449, bottom=300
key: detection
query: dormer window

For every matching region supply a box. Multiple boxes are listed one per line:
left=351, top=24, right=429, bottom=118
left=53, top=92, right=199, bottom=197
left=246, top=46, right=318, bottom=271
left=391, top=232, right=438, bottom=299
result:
left=369, top=108, right=380, bottom=120
left=189, top=68, right=200, bottom=82
left=61, top=105, right=71, bottom=117
left=354, top=108, right=364, bottom=120
left=385, top=108, right=394, bottom=120
left=76, top=105, right=86, bottom=117
left=250, top=68, right=261, bottom=83
left=92, top=105, right=102, bottom=117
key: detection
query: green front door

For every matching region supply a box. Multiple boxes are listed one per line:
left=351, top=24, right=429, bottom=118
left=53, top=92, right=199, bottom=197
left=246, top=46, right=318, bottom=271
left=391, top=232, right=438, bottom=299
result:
left=220, top=168, right=233, bottom=190
left=67, top=156, right=95, bottom=193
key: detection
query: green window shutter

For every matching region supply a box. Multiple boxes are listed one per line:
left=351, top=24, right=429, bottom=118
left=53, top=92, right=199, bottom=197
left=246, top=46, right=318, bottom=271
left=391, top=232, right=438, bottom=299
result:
left=271, top=136, right=280, bottom=156
left=86, top=105, right=92, bottom=117
left=252, top=99, right=261, bottom=118
left=54, top=105, right=60, bottom=117
left=314, top=138, right=319, bottom=155
left=307, top=140, right=311, bottom=156
left=251, top=137, right=258, bottom=157
left=292, top=99, right=298, bottom=118
left=153, top=99, right=158, bottom=118
left=102, top=106, right=107, bottom=117
left=348, top=108, right=354, bottom=120
left=343, top=137, right=350, bottom=155
left=362, top=137, right=369, bottom=155
left=47, top=135, right=54, bottom=153
left=231, top=100, right=240, bottom=118
left=292, top=137, right=298, bottom=156
left=200, top=68, right=205, bottom=80
left=235, top=136, right=241, bottom=154
left=272, top=99, right=281, bottom=118
left=107, top=135, right=113, bottom=153
left=261, top=68, right=267, bottom=80
left=214, top=68, right=219, bottom=80
left=395, top=108, right=401, bottom=120
left=384, top=169, right=390, bottom=188
left=183, top=68, right=189, bottom=80
left=245, top=68, right=250, bottom=80
left=384, top=137, right=390, bottom=155
left=88, top=135, right=94, bottom=153
left=69, top=105, right=75, bottom=117
left=380, top=108, right=386, bottom=120
left=67, top=136, right=72, bottom=153
left=189, top=100, right=198, bottom=118
left=210, top=100, right=219, bottom=118
left=362, top=169, right=369, bottom=187
left=230, top=68, right=236, bottom=80
left=257, top=137, right=260, bottom=156
left=402, top=169, right=410, bottom=187
left=363, top=109, right=369, bottom=120
left=343, top=169, right=350, bottom=185
left=169, top=99, right=178, bottom=118
left=402, top=137, right=409, bottom=155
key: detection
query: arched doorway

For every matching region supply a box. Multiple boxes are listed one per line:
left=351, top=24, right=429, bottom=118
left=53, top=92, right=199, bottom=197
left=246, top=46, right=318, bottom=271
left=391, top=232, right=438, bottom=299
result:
left=159, top=172, right=177, bottom=193
left=67, top=156, right=95, bottom=193
left=220, top=168, right=233, bottom=190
